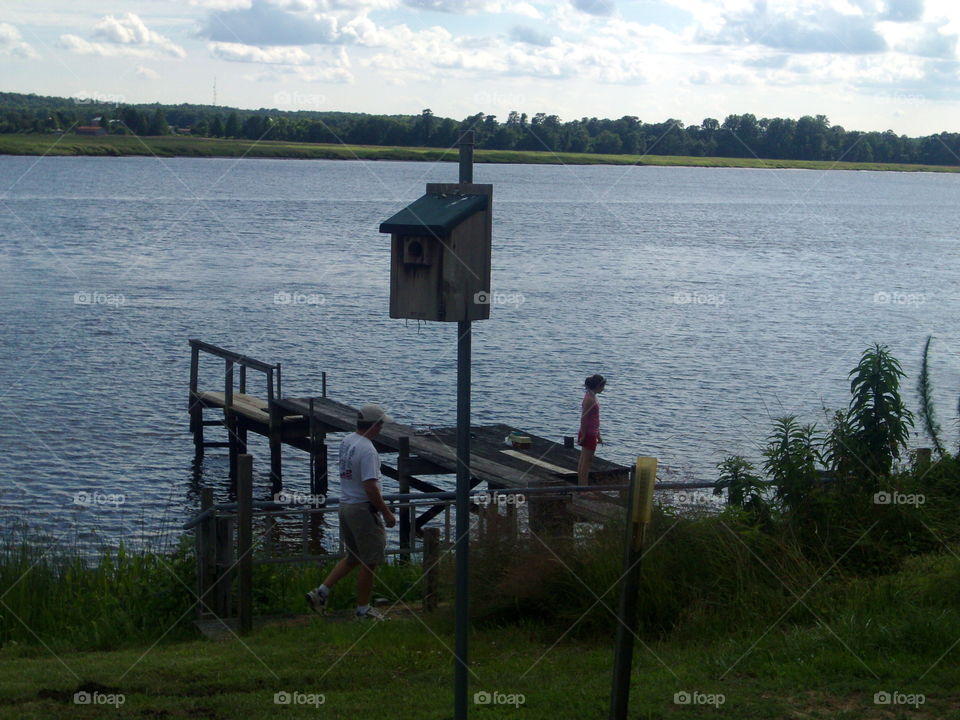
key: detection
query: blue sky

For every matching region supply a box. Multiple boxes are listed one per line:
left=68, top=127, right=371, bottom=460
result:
left=1, top=0, right=958, bottom=135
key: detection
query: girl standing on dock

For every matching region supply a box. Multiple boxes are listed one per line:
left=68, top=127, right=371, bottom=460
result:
left=577, top=374, right=606, bottom=485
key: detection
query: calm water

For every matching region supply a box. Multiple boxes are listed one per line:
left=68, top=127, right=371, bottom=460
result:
left=1, top=156, right=958, bottom=550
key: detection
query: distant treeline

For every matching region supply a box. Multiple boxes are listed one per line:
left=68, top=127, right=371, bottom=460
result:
left=2, top=90, right=959, bottom=166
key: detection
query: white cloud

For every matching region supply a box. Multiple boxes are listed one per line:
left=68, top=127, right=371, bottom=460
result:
left=135, top=65, right=161, bottom=79
left=0, top=23, right=38, bottom=59
left=203, top=1, right=342, bottom=45
left=402, top=0, right=541, bottom=14
left=60, top=13, right=185, bottom=58
left=570, top=0, right=616, bottom=17
left=209, top=41, right=314, bottom=62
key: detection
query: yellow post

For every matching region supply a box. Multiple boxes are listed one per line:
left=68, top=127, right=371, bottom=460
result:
left=610, top=456, right=657, bottom=720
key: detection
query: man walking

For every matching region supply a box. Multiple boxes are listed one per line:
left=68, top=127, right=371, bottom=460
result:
left=307, top=403, right=396, bottom=620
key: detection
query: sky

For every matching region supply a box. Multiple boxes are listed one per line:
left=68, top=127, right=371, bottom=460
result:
left=0, top=0, right=958, bottom=136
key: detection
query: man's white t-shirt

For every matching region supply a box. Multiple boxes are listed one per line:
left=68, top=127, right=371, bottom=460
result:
left=339, top=432, right=381, bottom=504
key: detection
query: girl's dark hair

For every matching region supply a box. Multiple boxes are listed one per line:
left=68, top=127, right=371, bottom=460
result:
left=585, top=374, right=606, bottom=390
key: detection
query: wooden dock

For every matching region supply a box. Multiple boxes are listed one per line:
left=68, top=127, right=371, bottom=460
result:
left=188, top=339, right=631, bottom=531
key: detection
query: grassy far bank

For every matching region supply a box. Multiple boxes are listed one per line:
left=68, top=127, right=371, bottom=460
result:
left=2, top=132, right=959, bottom=173
left=3, top=550, right=960, bottom=720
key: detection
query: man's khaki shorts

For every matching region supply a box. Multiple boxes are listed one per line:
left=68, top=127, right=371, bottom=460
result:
left=339, top=502, right=386, bottom=567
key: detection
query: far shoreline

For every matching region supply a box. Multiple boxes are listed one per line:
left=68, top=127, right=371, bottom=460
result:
left=1, top=133, right=958, bottom=174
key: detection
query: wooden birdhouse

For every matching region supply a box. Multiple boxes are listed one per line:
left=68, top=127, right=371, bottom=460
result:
left=379, top=183, right=492, bottom=322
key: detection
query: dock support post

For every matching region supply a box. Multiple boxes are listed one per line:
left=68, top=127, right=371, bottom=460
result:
left=237, top=454, right=253, bottom=635
left=189, top=343, right=204, bottom=459
left=609, top=457, right=657, bottom=720
left=423, top=527, right=440, bottom=611
left=308, top=398, right=328, bottom=500
left=269, top=402, right=283, bottom=496
left=398, top=436, right=413, bottom=562
left=225, top=360, right=237, bottom=489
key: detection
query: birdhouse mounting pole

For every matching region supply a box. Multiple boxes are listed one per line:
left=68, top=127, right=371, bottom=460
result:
left=454, top=130, right=474, bottom=720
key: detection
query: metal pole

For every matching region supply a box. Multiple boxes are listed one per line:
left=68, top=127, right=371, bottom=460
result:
left=454, top=131, right=474, bottom=720
left=609, top=457, right=657, bottom=719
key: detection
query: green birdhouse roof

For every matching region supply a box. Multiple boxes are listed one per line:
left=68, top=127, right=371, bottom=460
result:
left=379, top=193, right=488, bottom=236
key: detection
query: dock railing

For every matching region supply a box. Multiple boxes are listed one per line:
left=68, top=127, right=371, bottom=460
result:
left=188, top=339, right=282, bottom=480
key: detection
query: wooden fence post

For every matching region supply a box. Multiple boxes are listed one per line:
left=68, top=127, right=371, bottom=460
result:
left=423, top=527, right=441, bottom=611
left=237, top=453, right=253, bottom=635
left=196, top=487, right=214, bottom=617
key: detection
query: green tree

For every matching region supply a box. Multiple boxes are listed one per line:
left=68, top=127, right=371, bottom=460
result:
left=224, top=111, right=240, bottom=138
left=148, top=108, right=169, bottom=135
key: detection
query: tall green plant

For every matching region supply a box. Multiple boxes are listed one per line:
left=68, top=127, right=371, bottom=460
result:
left=714, top=456, right=769, bottom=520
left=763, top=416, right=821, bottom=515
left=821, top=409, right=860, bottom=488
left=848, top=343, right=914, bottom=480
left=917, top=335, right=945, bottom=458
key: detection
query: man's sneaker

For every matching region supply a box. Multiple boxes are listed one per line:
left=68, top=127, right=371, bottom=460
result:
left=305, top=589, right=327, bottom=615
left=355, top=606, right=387, bottom=621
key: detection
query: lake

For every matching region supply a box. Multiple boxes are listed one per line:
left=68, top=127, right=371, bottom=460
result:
left=1, top=156, right=958, bottom=550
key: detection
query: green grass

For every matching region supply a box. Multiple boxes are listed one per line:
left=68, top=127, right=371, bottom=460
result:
left=2, top=132, right=959, bottom=172
left=3, top=552, right=960, bottom=719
